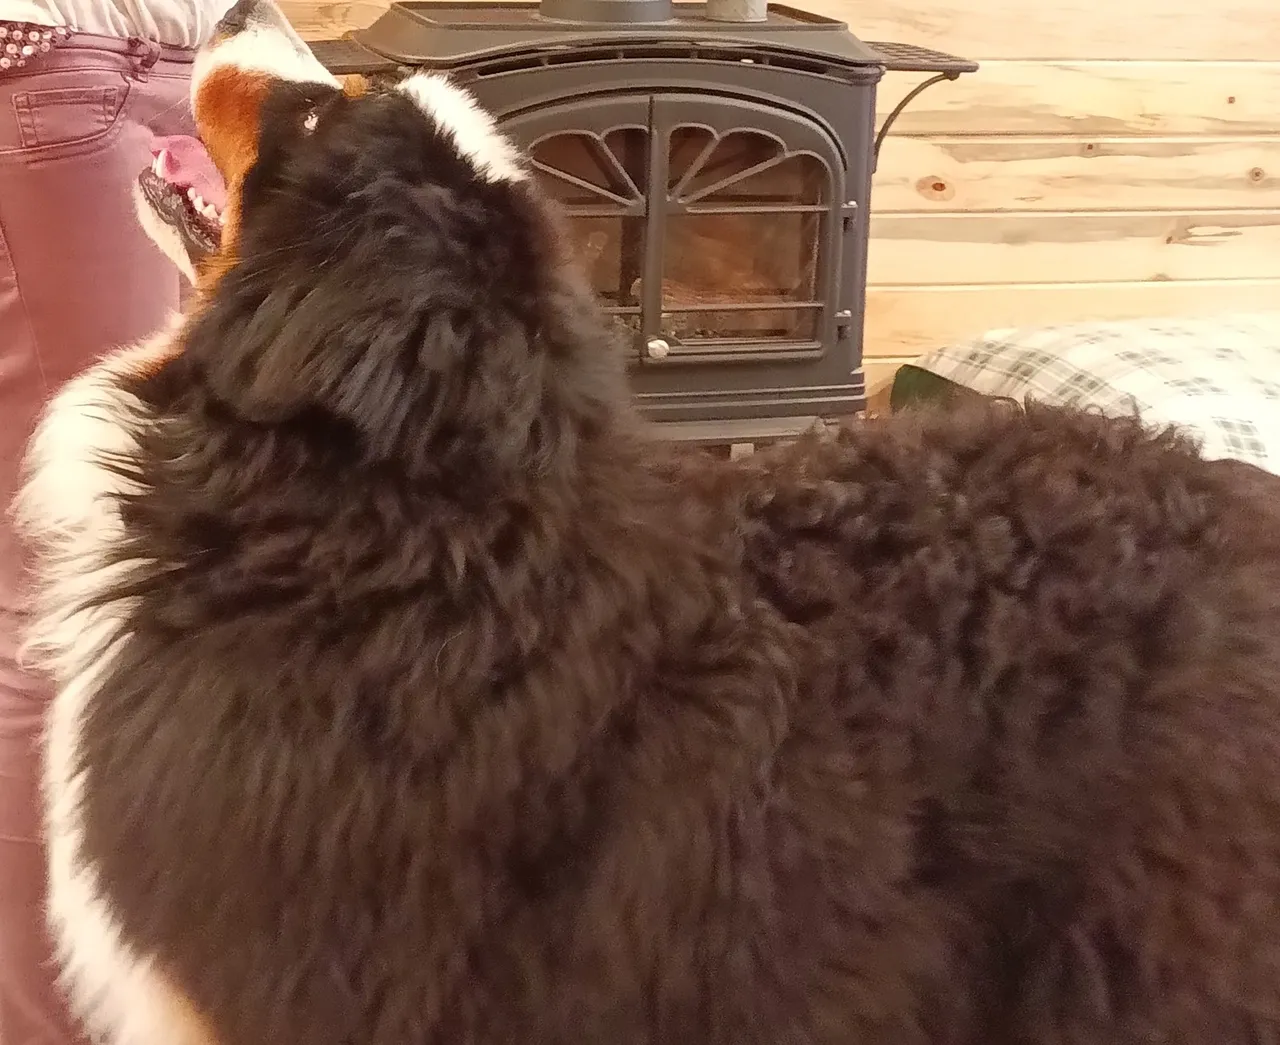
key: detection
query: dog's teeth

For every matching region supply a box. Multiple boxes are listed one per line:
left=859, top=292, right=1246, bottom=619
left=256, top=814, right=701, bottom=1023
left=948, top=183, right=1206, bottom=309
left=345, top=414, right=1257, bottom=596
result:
left=152, top=149, right=167, bottom=177
left=192, top=193, right=217, bottom=220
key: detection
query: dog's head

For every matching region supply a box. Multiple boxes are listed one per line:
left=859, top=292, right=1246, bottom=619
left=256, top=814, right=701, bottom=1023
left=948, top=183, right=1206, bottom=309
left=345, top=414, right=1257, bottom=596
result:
left=136, top=0, right=621, bottom=481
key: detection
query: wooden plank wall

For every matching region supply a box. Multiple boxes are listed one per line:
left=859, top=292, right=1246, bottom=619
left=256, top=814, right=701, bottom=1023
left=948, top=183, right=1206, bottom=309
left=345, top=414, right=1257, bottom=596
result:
left=286, top=0, right=1280, bottom=401
left=858, top=0, right=1280, bottom=399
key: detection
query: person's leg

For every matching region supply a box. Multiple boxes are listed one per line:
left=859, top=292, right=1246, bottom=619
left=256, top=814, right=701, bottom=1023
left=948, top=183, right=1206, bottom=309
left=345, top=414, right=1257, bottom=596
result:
left=0, top=42, right=196, bottom=386
left=0, top=37, right=194, bottom=1044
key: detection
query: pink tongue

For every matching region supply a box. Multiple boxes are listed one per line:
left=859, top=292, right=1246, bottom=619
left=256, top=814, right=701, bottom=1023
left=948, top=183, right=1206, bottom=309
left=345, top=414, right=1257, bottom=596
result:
left=151, top=135, right=226, bottom=211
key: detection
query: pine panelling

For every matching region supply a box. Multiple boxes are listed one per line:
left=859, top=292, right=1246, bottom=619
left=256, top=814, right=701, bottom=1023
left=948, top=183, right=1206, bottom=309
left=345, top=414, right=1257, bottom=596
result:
left=875, top=63, right=1280, bottom=137
left=284, top=0, right=388, bottom=37
left=867, top=210, right=1280, bottom=285
left=285, top=0, right=1280, bottom=59
left=864, top=280, right=1280, bottom=359
left=843, top=0, right=1280, bottom=351
left=860, top=280, right=1280, bottom=410
left=872, top=138, right=1280, bottom=213
left=823, top=0, right=1280, bottom=61
left=862, top=275, right=1280, bottom=402
left=285, top=0, right=1280, bottom=70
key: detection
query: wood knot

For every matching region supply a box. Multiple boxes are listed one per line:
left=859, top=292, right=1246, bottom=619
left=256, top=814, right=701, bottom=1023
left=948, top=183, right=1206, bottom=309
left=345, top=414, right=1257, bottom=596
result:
left=916, top=175, right=955, bottom=201
left=1249, top=166, right=1267, bottom=184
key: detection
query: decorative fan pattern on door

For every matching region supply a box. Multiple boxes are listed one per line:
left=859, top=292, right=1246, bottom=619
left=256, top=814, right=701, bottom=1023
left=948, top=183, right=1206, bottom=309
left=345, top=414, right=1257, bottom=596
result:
left=667, top=126, right=825, bottom=207
left=660, top=126, right=827, bottom=345
left=529, top=129, right=649, bottom=329
left=531, top=128, right=648, bottom=209
left=528, top=120, right=834, bottom=357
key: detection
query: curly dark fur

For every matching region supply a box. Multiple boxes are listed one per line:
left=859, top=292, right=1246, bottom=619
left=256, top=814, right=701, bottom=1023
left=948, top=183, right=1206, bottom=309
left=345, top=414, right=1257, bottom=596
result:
left=62, top=77, right=1280, bottom=1045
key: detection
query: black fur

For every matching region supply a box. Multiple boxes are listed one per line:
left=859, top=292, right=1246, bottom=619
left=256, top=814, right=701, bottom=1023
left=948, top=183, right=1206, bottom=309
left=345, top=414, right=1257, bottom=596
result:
left=187, top=81, right=623, bottom=484
left=65, top=76, right=1280, bottom=1045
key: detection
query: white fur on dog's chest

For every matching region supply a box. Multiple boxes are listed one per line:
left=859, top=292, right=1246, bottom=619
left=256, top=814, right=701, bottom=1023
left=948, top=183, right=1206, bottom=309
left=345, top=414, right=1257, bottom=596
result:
left=14, top=322, right=213, bottom=1045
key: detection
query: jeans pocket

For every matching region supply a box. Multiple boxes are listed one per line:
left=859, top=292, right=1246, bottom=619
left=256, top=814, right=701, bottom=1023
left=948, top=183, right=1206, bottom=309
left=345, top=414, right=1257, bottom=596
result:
left=0, top=63, right=134, bottom=159
left=11, top=74, right=130, bottom=150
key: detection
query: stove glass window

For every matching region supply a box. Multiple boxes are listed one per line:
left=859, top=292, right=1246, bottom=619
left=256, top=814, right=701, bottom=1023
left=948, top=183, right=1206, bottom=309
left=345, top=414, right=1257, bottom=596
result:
left=530, top=129, right=648, bottom=336
left=529, top=121, right=832, bottom=356
left=661, top=128, right=825, bottom=346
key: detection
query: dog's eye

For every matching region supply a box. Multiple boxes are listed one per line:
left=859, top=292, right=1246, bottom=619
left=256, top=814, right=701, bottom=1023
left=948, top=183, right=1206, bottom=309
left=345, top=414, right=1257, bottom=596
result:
left=303, top=110, right=319, bottom=133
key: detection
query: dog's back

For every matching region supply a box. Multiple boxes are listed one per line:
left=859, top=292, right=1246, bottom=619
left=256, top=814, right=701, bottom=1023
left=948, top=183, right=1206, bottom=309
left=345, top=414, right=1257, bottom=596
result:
left=17, top=4, right=1280, bottom=1039
left=727, top=403, right=1280, bottom=1044
left=22, top=348, right=1280, bottom=1045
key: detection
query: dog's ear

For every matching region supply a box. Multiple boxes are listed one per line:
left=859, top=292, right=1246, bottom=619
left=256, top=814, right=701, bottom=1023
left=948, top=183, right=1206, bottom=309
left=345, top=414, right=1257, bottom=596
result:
left=178, top=119, right=620, bottom=474
left=184, top=270, right=430, bottom=449
left=181, top=244, right=547, bottom=472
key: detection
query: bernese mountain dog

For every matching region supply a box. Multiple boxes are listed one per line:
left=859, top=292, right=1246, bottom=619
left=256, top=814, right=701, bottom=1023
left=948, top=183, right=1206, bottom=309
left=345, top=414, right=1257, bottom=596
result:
left=16, top=2, right=1280, bottom=1044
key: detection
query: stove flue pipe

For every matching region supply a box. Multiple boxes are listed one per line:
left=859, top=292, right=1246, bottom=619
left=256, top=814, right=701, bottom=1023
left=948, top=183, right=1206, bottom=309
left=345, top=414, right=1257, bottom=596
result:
left=539, top=0, right=670, bottom=22
left=539, top=0, right=766, bottom=24
left=704, top=0, right=766, bottom=22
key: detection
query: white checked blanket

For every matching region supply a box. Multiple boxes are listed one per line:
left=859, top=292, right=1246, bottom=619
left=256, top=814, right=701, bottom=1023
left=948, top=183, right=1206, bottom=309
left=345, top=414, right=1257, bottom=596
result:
left=909, top=312, right=1280, bottom=474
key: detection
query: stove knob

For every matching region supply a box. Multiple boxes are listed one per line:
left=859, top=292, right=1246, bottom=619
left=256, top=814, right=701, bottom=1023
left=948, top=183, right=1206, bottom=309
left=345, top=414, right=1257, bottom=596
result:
left=646, top=336, right=671, bottom=360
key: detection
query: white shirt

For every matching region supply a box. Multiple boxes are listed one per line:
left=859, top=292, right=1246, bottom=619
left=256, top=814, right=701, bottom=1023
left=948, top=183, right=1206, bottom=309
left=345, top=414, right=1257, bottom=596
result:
left=1, top=0, right=238, bottom=47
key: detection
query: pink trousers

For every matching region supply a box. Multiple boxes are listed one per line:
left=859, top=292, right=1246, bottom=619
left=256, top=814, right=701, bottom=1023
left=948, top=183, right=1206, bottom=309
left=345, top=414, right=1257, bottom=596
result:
left=0, top=30, right=196, bottom=1045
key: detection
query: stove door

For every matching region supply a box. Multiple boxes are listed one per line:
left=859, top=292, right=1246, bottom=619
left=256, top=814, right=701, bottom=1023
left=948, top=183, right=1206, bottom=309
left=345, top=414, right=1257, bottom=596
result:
left=505, top=92, right=847, bottom=368
left=648, top=94, right=843, bottom=366
left=510, top=96, right=651, bottom=351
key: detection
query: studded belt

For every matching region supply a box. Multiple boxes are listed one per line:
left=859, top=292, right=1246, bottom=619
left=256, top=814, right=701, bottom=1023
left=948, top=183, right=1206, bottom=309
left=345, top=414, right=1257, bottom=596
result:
left=0, top=22, right=71, bottom=72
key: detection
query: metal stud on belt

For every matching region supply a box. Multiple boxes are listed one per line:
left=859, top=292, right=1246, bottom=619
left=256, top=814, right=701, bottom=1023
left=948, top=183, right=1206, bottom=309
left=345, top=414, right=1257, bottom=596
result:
left=0, top=24, right=71, bottom=71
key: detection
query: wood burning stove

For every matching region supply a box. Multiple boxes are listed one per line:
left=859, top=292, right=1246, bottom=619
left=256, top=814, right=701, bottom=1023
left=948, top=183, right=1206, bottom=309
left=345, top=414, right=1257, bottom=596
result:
left=311, top=2, right=975, bottom=443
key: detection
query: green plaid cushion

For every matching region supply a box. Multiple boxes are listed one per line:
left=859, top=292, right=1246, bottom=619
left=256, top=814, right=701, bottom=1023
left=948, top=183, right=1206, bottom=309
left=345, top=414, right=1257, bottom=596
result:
left=910, top=313, right=1280, bottom=473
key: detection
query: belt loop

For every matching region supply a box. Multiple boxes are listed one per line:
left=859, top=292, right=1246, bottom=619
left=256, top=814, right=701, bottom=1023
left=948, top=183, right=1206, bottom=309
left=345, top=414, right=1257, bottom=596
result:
left=129, top=35, right=160, bottom=79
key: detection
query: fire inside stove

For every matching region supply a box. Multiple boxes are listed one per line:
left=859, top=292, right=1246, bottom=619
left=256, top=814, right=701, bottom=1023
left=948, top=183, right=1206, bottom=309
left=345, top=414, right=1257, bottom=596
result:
left=532, top=128, right=824, bottom=349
